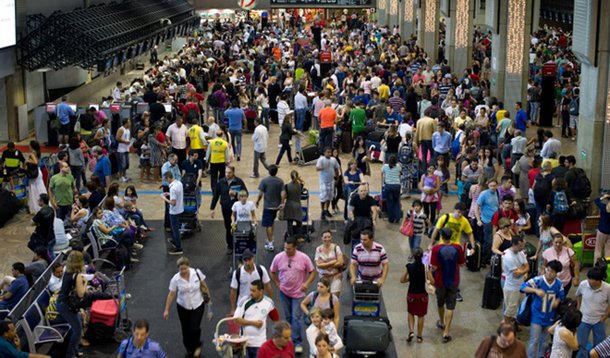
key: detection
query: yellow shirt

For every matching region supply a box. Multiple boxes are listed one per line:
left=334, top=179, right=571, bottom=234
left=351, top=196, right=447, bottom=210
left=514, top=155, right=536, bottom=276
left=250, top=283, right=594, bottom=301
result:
left=208, top=138, right=228, bottom=164
left=188, top=125, right=205, bottom=150
left=542, top=158, right=559, bottom=169
left=435, top=213, right=473, bottom=245
left=496, top=109, right=507, bottom=122
left=378, top=84, right=390, bottom=100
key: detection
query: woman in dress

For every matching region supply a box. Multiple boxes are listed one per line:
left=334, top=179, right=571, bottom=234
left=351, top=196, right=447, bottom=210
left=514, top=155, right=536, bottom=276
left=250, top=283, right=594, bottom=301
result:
left=314, top=230, right=344, bottom=298
left=418, top=165, right=441, bottom=225
left=281, top=170, right=305, bottom=237
left=163, top=257, right=211, bottom=358
left=26, top=140, right=47, bottom=214
left=400, top=248, right=433, bottom=343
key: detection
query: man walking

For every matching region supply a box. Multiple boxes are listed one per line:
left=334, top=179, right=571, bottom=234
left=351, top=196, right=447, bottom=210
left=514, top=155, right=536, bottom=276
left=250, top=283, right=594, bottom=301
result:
left=49, top=161, right=77, bottom=221
left=161, top=171, right=184, bottom=255
left=257, top=321, right=294, bottom=358
left=270, top=238, right=316, bottom=354
left=206, top=130, right=230, bottom=195
left=414, top=112, right=436, bottom=171
left=211, top=165, right=247, bottom=255
left=234, top=280, right=280, bottom=358
left=430, top=228, right=465, bottom=343
left=251, top=118, right=270, bottom=178
left=316, top=147, right=340, bottom=220
left=116, top=118, right=132, bottom=182
left=575, top=266, right=610, bottom=358
left=57, top=96, right=74, bottom=147
left=257, top=165, right=284, bottom=252
left=349, top=230, right=389, bottom=287
left=431, top=123, right=451, bottom=164
left=165, top=117, right=188, bottom=168
left=117, top=319, right=166, bottom=358
left=225, top=101, right=246, bottom=161
left=474, top=179, right=499, bottom=267
left=92, top=146, right=111, bottom=192
left=230, top=249, right=273, bottom=313
left=318, top=100, right=337, bottom=152
left=294, top=87, right=308, bottom=131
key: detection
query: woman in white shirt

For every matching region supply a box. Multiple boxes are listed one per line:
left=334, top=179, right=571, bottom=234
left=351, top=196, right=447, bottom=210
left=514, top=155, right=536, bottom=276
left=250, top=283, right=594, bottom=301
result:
left=306, top=308, right=343, bottom=358
left=231, top=190, right=257, bottom=226
left=163, top=257, right=211, bottom=358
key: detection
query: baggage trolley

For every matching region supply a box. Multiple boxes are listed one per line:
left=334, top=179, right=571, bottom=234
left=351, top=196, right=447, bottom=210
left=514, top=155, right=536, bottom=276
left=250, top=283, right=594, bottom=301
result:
left=352, top=280, right=381, bottom=317
left=231, top=221, right=257, bottom=275
left=179, top=174, right=202, bottom=238
left=89, top=268, right=131, bottom=343
left=213, top=317, right=249, bottom=358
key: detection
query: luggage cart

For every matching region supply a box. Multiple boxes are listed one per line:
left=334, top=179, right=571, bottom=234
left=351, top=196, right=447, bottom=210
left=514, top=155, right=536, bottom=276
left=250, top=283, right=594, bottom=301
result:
left=352, top=280, right=381, bottom=317
left=231, top=221, right=257, bottom=275
left=89, top=268, right=131, bottom=343
left=179, top=174, right=202, bottom=238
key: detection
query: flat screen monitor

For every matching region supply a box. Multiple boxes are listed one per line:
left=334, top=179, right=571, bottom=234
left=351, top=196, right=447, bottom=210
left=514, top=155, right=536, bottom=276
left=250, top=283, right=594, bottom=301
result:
left=163, top=104, right=172, bottom=112
left=68, top=104, right=77, bottom=112
left=45, top=103, right=57, bottom=113
left=0, top=0, right=16, bottom=49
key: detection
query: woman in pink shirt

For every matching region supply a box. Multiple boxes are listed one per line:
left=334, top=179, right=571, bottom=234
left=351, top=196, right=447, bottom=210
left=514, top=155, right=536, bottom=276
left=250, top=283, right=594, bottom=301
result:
left=542, top=234, right=579, bottom=295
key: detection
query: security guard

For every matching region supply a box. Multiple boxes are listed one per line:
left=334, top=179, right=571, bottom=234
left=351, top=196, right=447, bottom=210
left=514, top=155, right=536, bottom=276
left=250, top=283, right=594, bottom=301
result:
left=187, top=117, right=208, bottom=167
left=205, top=129, right=230, bottom=195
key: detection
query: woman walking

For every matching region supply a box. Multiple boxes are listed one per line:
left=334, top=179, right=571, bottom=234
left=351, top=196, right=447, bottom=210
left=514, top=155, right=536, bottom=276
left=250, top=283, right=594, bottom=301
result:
left=382, top=155, right=402, bottom=223
left=163, top=257, right=211, bottom=357
left=418, top=165, right=441, bottom=225
left=276, top=112, right=298, bottom=165
left=400, top=248, right=433, bottom=343
left=26, top=140, right=47, bottom=214
left=281, top=170, right=305, bottom=237
left=56, top=251, right=86, bottom=358
left=314, top=230, right=345, bottom=298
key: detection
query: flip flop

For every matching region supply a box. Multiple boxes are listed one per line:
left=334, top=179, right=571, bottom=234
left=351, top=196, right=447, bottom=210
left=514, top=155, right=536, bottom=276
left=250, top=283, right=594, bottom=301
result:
left=417, top=336, right=423, bottom=343
left=436, top=321, right=445, bottom=330
left=407, top=332, right=414, bottom=343
left=442, top=335, right=452, bottom=343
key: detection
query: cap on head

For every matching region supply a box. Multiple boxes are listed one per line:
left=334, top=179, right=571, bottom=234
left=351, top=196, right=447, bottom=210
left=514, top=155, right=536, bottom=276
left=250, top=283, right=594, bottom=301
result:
left=242, top=249, right=254, bottom=260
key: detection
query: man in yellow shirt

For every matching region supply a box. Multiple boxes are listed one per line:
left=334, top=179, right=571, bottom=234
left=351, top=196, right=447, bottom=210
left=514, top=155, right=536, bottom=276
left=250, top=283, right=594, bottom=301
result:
left=430, top=202, right=475, bottom=248
left=378, top=80, right=390, bottom=101
left=187, top=118, right=208, bottom=163
left=205, top=130, right=230, bottom=195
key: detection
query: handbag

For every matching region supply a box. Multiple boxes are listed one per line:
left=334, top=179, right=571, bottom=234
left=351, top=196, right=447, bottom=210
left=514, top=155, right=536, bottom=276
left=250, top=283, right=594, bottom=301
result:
left=424, top=265, right=436, bottom=295
left=67, top=274, right=85, bottom=312
left=334, top=245, right=348, bottom=272
left=511, top=161, right=521, bottom=175
left=516, top=293, right=534, bottom=326
left=195, top=270, right=211, bottom=304
left=400, top=211, right=414, bottom=237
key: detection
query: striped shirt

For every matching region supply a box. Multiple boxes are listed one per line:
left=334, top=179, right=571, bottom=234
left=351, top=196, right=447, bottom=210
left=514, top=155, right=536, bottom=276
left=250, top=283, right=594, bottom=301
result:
left=407, top=210, right=427, bottom=235
left=387, top=96, right=405, bottom=113
left=351, top=242, right=388, bottom=281
left=382, top=164, right=401, bottom=185
left=438, top=84, right=452, bottom=98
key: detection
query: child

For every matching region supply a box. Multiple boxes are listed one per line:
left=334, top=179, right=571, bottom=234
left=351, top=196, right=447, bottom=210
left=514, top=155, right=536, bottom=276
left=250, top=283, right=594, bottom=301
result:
left=406, top=199, right=428, bottom=251
left=434, top=156, right=451, bottom=195
left=139, top=136, right=151, bottom=181
left=231, top=190, right=257, bottom=227
left=321, top=308, right=341, bottom=349
left=123, top=186, right=150, bottom=231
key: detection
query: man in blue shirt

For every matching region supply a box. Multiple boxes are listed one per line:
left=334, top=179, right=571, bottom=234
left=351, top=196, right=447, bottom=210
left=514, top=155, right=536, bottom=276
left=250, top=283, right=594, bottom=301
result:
left=474, top=179, right=499, bottom=266
left=384, top=105, right=400, bottom=125
left=0, top=263, right=29, bottom=311
left=432, top=124, right=452, bottom=164
left=515, top=101, right=528, bottom=134
left=521, top=260, right=565, bottom=358
left=92, top=146, right=111, bottom=192
left=118, top=319, right=166, bottom=358
left=0, top=321, right=50, bottom=358
left=225, top=101, right=246, bottom=161
left=57, top=96, right=75, bottom=147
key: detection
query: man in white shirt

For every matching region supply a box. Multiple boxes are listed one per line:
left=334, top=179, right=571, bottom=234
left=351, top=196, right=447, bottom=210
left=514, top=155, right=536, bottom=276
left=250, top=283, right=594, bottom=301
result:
left=501, top=236, right=529, bottom=326
left=162, top=171, right=184, bottom=255
left=293, top=88, right=309, bottom=131
left=251, top=118, right=270, bottom=178
left=112, top=81, right=123, bottom=102
left=166, top=117, right=189, bottom=168
left=230, top=249, right=273, bottom=313
left=540, top=130, right=562, bottom=159
left=576, top=266, right=610, bottom=358
left=234, top=280, right=279, bottom=358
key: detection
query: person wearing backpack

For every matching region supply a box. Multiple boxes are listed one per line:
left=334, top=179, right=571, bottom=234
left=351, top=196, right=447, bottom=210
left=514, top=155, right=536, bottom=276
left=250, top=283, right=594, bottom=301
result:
left=533, top=161, right=554, bottom=219
left=565, top=155, right=592, bottom=200
left=230, top=249, right=273, bottom=314
left=547, top=178, right=574, bottom=233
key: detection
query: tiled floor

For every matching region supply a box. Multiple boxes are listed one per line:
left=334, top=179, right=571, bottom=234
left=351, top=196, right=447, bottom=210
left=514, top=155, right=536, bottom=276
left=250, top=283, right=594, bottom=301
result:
left=0, top=122, right=582, bottom=356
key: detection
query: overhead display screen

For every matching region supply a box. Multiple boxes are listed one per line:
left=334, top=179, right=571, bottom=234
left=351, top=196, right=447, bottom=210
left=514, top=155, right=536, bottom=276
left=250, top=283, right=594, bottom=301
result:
left=271, top=0, right=373, bottom=7
left=0, top=0, right=16, bottom=49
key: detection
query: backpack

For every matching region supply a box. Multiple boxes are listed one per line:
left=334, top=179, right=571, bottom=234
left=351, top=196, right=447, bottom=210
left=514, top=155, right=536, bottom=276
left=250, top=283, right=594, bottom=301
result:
left=428, top=213, right=450, bottom=238
left=207, top=93, right=218, bottom=108
left=533, top=174, right=552, bottom=204
left=571, top=168, right=592, bottom=198
left=569, top=97, right=579, bottom=116
left=451, top=131, right=463, bottom=159
left=552, top=191, right=569, bottom=215
left=235, top=264, right=264, bottom=305
left=187, top=105, right=199, bottom=122
left=398, top=144, right=412, bottom=165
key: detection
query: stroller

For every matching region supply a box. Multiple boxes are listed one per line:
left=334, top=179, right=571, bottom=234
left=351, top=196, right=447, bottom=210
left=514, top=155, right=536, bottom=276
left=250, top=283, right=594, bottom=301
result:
left=179, top=173, right=201, bottom=238
left=213, top=317, right=248, bottom=357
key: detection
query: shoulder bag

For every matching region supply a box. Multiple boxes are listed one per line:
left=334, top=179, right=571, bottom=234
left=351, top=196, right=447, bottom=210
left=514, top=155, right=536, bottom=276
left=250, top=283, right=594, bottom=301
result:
left=424, top=265, right=436, bottom=295
left=400, top=210, right=415, bottom=237
left=196, top=270, right=211, bottom=304
left=67, top=274, right=85, bottom=311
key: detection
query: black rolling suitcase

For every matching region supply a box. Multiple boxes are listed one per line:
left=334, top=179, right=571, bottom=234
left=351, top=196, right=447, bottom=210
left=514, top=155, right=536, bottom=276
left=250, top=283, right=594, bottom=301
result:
left=343, top=315, right=392, bottom=354
left=526, top=203, right=538, bottom=235
left=299, top=145, right=320, bottom=165
left=482, top=255, right=503, bottom=309
left=0, top=189, right=21, bottom=228
left=464, top=241, right=482, bottom=272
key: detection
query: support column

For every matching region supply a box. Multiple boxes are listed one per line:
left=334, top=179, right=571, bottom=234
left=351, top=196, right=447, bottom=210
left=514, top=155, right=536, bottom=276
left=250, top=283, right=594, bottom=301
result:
left=420, top=0, right=440, bottom=65
left=400, top=0, right=416, bottom=40
left=574, top=0, right=610, bottom=193
left=531, top=0, right=541, bottom=32
left=388, top=0, right=399, bottom=28
left=377, top=0, right=387, bottom=27
left=446, top=0, right=475, bottom=72
left=490, top=0, right=531, bottom=108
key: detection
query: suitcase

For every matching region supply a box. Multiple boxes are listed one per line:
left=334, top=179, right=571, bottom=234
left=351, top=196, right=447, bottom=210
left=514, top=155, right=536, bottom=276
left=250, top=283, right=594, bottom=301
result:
left=489, top=254, right=502, bottom=279
left=299, top=145, right=320, bottom=164
left=90, top=299, right=118, bottom=326
left=464, top=242, right=482, bottom=272
left=108, top=152, right=119, bottom=175
left=481, top=272, right=503, bottom=310
left=0, top=189, right=21, bottom=228
left=527, top=258, right=538, bottom=279
left=525, top=203, right=538, bottom=235
left=343, top=315, right=392, bottom=353
left=366, top=130, right=384, bottom=143
left=341, top=129, right=353, bottom=153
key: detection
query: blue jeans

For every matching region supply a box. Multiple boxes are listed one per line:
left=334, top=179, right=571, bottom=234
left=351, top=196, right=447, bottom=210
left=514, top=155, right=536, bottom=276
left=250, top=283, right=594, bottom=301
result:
left=246, top=347, right=259, bottom=358
left=279, top=291, right=303, bottom=346
left=57, top=301, right=82, bottom=358
left=213, top=107, right=224, bottom=124
left=577, top=321, right=606, bottom=358
left=528, top=323, right=550, bottom=358
left=169, top=214, right=182, bottom=250
left=319, top=127, right=334, bottom=152
left=295, top=108, right=307, bottom=131
left=261, top=108, right=270, bottom=128
left=409, top=234, right=422, bottom=251
left=482, top=222, right=493, bottom=265
left=385, top=184, right=401, bottom=222
left=230, top=130, right=242, bottom=158
left=529, top=101, right=540, bottom=123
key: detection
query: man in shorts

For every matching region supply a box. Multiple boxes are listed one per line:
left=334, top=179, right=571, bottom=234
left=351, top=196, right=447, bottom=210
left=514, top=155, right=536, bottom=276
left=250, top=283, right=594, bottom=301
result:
left=316, top=147, right=340, bottom=220
left=256, top=165, right=284, bottom=252
left=501, top=235, right=529, bottom=326
left=430, top=228, right=465, bottom=343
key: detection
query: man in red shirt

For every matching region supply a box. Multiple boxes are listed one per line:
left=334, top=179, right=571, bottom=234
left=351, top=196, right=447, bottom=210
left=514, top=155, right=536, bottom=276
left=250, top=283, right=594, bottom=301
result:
left=491, top=194, right=519, bottom=234
left=257, top=321, right=295, bottom=358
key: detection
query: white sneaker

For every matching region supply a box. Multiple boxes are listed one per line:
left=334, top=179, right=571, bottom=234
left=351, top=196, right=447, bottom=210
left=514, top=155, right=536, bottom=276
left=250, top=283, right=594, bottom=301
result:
left=119, top=177, right=127, bottom=182
left=265, top=242, right=274, bottom=251
left=133, top=243, right=144, bottom=250
left=295, top=345, right=303, bottom=354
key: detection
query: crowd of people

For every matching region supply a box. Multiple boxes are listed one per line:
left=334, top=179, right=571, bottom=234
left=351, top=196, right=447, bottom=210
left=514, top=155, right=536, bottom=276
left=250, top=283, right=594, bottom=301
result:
left=0, top=8, right=609, bottom=358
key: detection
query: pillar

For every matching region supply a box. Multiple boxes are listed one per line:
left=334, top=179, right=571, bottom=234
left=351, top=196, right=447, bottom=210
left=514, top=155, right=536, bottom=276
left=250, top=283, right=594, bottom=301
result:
left=489, top=0, right=531, bottom=108
left=400, top=0, right=416, bottom=40
left=446, top=0, right=475, bottom=72
left=377, top=0, right=387, bottom=27
left=388, top=0, right=399, bottom=28
left=531, top=0, right=541, bottom=32
left=419, top=0, right=440, bottom=65
left=574, top=0, right=610, bottom=193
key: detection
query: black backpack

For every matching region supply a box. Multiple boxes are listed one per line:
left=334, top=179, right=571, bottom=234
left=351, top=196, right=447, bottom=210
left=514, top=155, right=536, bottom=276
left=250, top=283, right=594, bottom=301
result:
left=235, top=264, right=264, bottom=305
left=187, top=106, right=199, bottom=121
left=533, top=173, right=553, bottom=204
left=207, top=93, right=218, bottom=108
left=571, top=168, right=592, bottom=198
